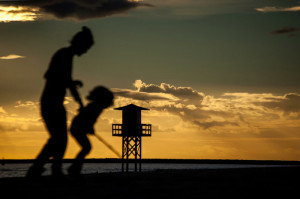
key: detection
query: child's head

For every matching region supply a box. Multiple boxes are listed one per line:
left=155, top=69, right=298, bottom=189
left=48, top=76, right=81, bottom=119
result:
left=87, top=86, right=114, bottom=108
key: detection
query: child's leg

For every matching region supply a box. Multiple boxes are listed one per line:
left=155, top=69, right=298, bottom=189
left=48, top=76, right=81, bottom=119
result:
left=76, top=134, right=92, bottom=160
left=69, top=132, right=91, bottom=175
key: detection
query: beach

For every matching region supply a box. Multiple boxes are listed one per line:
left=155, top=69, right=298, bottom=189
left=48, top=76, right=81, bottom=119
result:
left=1, top=166, right=299, bottom=199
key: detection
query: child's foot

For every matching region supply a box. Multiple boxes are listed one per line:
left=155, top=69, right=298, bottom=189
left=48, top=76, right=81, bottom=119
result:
left=26, top=165, right=45, bottom=181
left=67, top=165, right=81, bottom=178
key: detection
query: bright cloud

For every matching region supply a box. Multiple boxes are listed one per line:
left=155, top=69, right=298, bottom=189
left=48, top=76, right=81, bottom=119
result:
left=256, top=5, right=300, bottom=12
left=0, top=106, right=6, bottom=114
left=112, top=80, right=300, bottom=134
left=0, top=54, right=25, bottom=60
left=133, top=79, right=204, bottom=106
left=0, top=103, right=42, bottom=133
left=14, top=101, right=39, bottom=110
left=0, top=5, right=39, bottom=22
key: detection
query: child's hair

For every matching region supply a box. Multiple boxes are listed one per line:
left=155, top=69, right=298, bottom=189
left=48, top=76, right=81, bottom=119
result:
left=71, top=26, right=94, bottom=48
left=87, top=86, right=114, bottom=108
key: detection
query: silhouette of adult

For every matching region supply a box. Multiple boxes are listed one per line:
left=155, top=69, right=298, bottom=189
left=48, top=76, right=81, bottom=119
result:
left=27, top=27, right=94, bottom=179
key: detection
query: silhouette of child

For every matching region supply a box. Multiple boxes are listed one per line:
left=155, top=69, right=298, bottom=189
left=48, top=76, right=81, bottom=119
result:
left=68, top=86, right=114, bottom=177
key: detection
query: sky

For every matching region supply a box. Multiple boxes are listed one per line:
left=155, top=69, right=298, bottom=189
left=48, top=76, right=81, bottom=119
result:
left=0, top=0, right=300, bottom=160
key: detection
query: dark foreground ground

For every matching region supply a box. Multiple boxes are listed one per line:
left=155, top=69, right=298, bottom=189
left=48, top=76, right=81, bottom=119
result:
left=1, top=167, right=300, bottom=199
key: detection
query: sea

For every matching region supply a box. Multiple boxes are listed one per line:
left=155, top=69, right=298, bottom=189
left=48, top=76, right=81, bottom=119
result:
left=0, top=162, right=297, bottom=178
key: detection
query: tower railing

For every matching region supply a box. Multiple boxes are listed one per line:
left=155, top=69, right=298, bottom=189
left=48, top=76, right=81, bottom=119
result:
left=112, top=124, right=122, bottom=136
left=139, top=124, right=152, bottom=136
left=112, top=124, right=152, bottom=136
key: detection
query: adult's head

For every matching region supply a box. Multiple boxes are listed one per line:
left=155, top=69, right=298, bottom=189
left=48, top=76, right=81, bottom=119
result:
left=71, top=26, right=94, bottom=56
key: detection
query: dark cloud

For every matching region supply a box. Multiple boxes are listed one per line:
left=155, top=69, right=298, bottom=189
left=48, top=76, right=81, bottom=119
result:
left=193, top=120, right=239, bottom=130
left=259, top=93, right=300, bottom=114
left=141, top=83, right=203, bottom=99
left=156, top=104, right=238, bottom=129
left=1, top=0, right=152, bottom=21
left=271, top=26, right=299, bottom=36
left=112, top=88, right=173, bottom=101
left=116, top=80, right=240, bottom=129
left=115, top=81, right=300, bottom=131
left=114, top=80, right=205, bottom=104
left=154, top=104, right=209, bottom=120
left=135, top=80, right=204, bottom=105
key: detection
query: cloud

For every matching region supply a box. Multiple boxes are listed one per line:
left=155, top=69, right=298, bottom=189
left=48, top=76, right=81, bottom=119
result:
left=113, top=88, right=176, bottom=101
left=0, top=105, right=42, bottom=133
left=0, top=0, right=152, bottom=22
left=256, top=5, right=300, bottom=12
left=14, top=100, right=39, bottom=110
left=0, top=106, right=6, bottom=114
left=112, top=80, right=300, bottom=133
left=0, top=54, right=25, bottom=60
left=193, top=120, right=239, bottom=130
left=114, top=80, right=239, bottom=130
left=271, top=27, right=299, bottom=36
left=0, top=5, right=38, bottom=22
left=2, top=80, right=300, bottom=136
left=134, top=79, right=204, bottom=106
left=152, top=124, right=176, bottom=133
left=258, top=93, right=300, bottom=114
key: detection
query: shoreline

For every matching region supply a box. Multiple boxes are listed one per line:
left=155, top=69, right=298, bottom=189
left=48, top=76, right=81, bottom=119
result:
left=2, top=158, right=300, bottom=165
left=1, top=167, right=300, bottom=198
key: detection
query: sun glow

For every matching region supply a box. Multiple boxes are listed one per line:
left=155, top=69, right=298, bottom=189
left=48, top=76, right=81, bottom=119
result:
left=0, top=6, right=39, bottom=22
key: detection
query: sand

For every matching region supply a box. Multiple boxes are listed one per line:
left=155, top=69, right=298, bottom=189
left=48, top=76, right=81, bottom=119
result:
left=1, top=167, right=299, bottom=199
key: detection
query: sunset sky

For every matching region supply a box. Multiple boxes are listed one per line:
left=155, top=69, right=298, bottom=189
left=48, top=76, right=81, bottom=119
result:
left=1, top=0, right=300, bottom=161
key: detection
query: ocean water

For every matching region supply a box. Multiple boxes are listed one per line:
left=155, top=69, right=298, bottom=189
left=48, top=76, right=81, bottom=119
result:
left=0, top=163, right=294, bottom=178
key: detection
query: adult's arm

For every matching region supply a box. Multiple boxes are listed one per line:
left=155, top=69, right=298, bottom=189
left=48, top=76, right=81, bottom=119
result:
left=69, top=80, right=84, bottom=109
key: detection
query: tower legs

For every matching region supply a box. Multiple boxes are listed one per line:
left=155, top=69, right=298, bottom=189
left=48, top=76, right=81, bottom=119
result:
left=122, top=136, right=142, bottom=172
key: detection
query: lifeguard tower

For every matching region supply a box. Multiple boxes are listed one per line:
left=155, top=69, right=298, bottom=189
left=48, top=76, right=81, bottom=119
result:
left=112, top=104, right=152, bottom=172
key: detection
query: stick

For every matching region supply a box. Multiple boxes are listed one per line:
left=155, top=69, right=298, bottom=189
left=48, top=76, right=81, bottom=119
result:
left=94, top=134, right=121, bottom=158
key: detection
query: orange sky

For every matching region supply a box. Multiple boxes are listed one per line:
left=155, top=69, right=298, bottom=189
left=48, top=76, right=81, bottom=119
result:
left=1, top=80, right=300, bottom=160
left=1, top=1, right=300, bottom=161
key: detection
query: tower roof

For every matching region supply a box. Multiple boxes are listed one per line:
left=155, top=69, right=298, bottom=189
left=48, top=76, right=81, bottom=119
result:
left=114, top=104, right=149, bottom=111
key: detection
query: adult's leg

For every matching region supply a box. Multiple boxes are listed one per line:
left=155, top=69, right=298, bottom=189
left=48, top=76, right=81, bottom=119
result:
left=26, top=109, right=60, bottom=178
left=48, top=107, right=68, bottom=176
left=36, top=106, right=67, bottom=175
